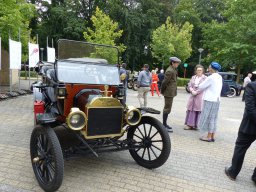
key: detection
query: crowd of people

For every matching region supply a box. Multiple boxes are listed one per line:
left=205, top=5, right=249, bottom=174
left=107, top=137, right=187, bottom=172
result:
left=134, top=57, right=224, bottom=137
left=119, top=58, right=256, bottom=184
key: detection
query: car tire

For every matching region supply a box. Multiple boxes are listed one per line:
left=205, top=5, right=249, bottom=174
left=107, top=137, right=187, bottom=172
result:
left=185, top=84, right=190, bottom=93
left=133, top=80, right=138, bottom=91
left=127, top=80, right=133, bottom=89
left=30, top=125, right=64, bottom=192
left=227, top=87, right=236, bottom=98
left=127, top=116, right=171, bottom=169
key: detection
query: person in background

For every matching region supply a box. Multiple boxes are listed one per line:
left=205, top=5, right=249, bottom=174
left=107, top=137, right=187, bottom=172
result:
left=137, top=64, right=152, bottom=108
left=158, top=69, right=165, bottom=90
left=225, top=82, right=256, bottom=183
left=119, top=63, right=128, bottom=105
left=197, top=62, right=223, bottom=142
left=155, top=67, right=159, bottom=74
left=161, top=57, right=181, bottom=133
left=151, top=70, right=160, bottom=97
left=184, top=65, right=206, bottom=130
left=242, top=72, right=252, bottom=101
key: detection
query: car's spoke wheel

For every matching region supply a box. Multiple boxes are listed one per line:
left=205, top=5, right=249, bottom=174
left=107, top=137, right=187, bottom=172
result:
left=30, top=125, right=64, bottom=192
left=127, top=116, right=171, bottom=169
left=227, top=87, right=236, bottom=98
left=133, top=80, right=138, bottom=91
left=127, top=80, right=133, bottom=89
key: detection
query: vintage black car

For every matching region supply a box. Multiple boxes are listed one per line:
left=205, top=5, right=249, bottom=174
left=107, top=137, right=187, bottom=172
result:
left=31, top=40, right=171, bottom=192
left=185, top=72, right=242, bottom=97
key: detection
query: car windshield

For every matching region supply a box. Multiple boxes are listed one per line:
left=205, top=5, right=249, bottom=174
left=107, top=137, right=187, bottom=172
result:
left=56, top=39, right=120, bottom=85
left=57, top=59, right=120, bottom=85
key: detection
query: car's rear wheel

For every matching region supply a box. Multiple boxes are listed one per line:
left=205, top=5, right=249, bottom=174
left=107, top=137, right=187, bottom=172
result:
left=227, top=87, right=236, bottom=98
left=127, top=116, right=171, bottom=169
left=30, top=125, right=64, bottom=192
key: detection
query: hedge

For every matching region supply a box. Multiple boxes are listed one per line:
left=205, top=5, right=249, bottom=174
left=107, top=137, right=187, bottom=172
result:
left=177, top=78, right=190, bottom=87
left=20, top=71, right=37, bottom=78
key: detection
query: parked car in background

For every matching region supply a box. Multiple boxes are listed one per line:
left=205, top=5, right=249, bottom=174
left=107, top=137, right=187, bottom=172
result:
left=127, top=75, right=138, bottom=91
left=185, top=72, right=242, bottom=97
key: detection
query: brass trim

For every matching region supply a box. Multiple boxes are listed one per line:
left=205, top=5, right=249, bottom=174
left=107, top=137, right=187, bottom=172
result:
left=66, top=107, right=87, bottom=131
left=82, top=97, right=124, bottom=139
left=81, top=131, right=124, bottom=139
left=87, top=97, right=123, bottom=108
left=125, top=106, right=142, bottom=126
left=57, top=96, right=66, bottom=99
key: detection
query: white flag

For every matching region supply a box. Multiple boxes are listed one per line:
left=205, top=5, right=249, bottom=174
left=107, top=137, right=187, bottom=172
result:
left=47, top=47, right=55, bottom=62
left=29, top=43, right=39, bottom=68
left=9, top=39, right=22, bottom=70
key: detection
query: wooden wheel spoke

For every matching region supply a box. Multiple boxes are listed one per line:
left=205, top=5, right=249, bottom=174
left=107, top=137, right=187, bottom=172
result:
left=141, top=148, right=146, bottom=159
left=151, top=140, right=163, bottom=143
left=135, top=147, right=142, bottom=152
left=147, top=148, right=151, bottom=161
left=46, top=164, right=54, bottom=181
left=150, top=131, right=159, bottom=140
left=134, top=133, right=143, bottom=140
left=137, top=127, right=145, bottom=138
left=143, top=124, right=147, bottom=138
left=149, top=147, right=158, bottom=158
left=148, top=125, right=153, bottom=137
left=151, top=144, right=162, bottom=152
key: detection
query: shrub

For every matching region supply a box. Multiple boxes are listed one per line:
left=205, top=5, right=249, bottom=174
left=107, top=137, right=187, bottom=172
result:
left=177, top=78, right=190, bottom=87
left=20, top=71, right=37, bottom=78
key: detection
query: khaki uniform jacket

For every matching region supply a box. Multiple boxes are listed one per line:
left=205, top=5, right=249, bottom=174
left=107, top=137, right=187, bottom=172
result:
left=161, top=65, right=177, bottom=97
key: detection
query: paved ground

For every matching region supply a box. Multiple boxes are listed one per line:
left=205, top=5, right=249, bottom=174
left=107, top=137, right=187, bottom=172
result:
left=0, top=83, right=255, bottom=192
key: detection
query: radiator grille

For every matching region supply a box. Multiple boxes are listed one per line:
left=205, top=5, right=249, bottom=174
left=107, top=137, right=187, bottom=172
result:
left=86, top=108, right=123, bottom=137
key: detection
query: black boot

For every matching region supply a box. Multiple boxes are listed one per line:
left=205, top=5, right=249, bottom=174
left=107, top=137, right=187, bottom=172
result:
left=163, top=113, right=173, bottom=133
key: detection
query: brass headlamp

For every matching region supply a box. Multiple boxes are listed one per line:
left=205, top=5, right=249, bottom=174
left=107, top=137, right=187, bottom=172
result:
left=125, top=106, right=141, bottom=126
left=66, top=108, right=87, bottom=131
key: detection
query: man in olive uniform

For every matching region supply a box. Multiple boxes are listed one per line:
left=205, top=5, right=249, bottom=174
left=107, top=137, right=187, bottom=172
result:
left=161, top=57, right=181, bottom=133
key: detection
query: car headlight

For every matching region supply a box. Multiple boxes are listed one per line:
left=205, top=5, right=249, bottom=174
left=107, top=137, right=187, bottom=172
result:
left=67, top=108, right=87, bottom=130
left=125, top=106, right=141, bottom=126
left=57, top=82, right=66, bottom=99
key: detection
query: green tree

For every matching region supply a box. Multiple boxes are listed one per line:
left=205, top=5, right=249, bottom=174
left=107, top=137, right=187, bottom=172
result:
left=203, top=0, right=256, bottom=80
left=83, top=7, right=125, bottom=64
left=101, top=0, right=176, bottom=70
left=151, top=17, right=193, bottom=68
left=174, top=0, right=228, bottom=66
left=0, top=0, right=35, bottom=61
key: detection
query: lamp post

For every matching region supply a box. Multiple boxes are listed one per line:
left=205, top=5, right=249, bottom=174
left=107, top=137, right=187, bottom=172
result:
left=198, top=48, right=204, bottom=64
left=40, top=48, right=44, bottom=62
left=144, top=45, right=148, bottom=55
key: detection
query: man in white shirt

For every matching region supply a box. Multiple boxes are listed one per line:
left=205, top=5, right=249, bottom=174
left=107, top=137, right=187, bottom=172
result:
left=242, top=73, right=252, bottom=101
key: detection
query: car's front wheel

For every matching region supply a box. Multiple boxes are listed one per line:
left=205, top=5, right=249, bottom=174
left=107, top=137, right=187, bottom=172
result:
left=30, top=125, right=64, bottom=192
left=227, top=87, right=236, bottom=98
left=127, top=116, right=171, bottom=169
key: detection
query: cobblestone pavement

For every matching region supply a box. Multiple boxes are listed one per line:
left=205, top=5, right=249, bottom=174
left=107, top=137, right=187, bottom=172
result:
left=0, top=87, right=255, bottom=192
